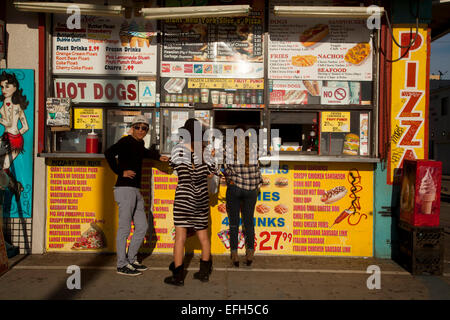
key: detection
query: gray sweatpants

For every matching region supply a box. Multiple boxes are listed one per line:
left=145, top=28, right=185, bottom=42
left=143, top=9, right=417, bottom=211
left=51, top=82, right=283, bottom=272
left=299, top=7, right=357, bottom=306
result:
left=114, top=187, right=149, bottom=268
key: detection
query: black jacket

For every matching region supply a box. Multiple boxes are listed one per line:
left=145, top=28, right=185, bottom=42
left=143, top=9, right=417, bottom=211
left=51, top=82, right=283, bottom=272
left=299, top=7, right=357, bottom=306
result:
left=104, top=135, right=161, bottom=188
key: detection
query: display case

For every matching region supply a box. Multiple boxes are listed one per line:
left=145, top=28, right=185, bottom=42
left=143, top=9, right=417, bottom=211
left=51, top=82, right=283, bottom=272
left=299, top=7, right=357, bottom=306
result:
left=320, top=111, right=371, bottom=156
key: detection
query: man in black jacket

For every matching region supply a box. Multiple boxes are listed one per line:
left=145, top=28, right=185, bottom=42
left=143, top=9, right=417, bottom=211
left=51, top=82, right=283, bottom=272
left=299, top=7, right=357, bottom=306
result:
left=105, top=115, right=168, bottom=276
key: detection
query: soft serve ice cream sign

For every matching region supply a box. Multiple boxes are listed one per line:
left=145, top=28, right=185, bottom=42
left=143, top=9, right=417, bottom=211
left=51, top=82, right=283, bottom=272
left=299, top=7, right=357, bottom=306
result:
left=418, top=168, right=437, bottom=215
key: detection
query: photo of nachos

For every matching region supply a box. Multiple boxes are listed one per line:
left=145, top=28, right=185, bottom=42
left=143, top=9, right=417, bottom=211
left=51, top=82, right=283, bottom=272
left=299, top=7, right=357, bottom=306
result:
left=344, top=43, right=371, bottom=65
left=292, top=55, right=317, bottom=67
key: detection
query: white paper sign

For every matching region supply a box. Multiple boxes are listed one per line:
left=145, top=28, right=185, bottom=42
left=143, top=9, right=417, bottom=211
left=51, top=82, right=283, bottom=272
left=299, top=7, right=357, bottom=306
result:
left=268, top=17, right=373, bottom=81
left=138, top=81, right=156, bottom=104
left=54, top=78, right=138, bottom=103
left=52, top=15, right=157, bottom=75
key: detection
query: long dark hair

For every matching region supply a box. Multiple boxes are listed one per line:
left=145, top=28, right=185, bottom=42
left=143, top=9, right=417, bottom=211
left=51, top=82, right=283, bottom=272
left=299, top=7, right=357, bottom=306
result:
left=0, top=71, right=29, bottom=110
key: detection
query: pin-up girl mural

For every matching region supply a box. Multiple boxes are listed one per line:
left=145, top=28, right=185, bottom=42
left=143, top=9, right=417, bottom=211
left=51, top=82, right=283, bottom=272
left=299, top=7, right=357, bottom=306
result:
left=0, top=71, right=29, bottom=200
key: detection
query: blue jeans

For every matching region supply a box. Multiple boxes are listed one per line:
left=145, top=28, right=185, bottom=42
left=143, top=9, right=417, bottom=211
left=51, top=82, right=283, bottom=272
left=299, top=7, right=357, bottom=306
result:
left=225, top=184, right=258, bottom=251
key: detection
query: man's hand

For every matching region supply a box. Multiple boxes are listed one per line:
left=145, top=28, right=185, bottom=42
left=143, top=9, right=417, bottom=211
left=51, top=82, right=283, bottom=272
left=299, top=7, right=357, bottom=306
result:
left=160, top=156, right=169, bottom=162
left=123, top=170, right=136, bottom=179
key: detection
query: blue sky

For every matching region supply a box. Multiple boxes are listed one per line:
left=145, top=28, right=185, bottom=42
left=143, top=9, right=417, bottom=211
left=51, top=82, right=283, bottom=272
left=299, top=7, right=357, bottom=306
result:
left=431, top=32, right=450, bottom=79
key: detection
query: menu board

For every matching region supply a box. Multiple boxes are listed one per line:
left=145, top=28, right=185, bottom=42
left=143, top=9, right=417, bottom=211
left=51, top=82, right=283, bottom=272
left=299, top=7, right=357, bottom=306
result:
left=161, top=12, right=264, bottom=79
left=46, top=159, right=153, bottom=252
left=52, top=15, right=157, bottom=75
left=150, top=168, right=178, bottom=252
left=210, top=162, right=373, bottom=256
left=268, top=13, right=373, bottom=81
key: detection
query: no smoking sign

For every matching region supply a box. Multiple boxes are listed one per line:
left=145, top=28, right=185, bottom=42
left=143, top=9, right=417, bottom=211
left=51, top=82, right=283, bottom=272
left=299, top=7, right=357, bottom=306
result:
left=321, top=86, right=350, bottom=105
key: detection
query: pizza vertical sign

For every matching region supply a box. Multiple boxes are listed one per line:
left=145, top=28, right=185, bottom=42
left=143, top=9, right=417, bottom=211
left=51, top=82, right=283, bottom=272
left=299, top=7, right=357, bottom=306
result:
left=388, top=27, right=430, bottom=184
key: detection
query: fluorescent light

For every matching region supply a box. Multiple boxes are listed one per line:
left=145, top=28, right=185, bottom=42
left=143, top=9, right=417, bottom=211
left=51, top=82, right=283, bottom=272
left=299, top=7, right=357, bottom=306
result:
left=14, top=1, right=125, bottom=17
left=274, top=6, right=384, bottom=18
left=140, top=5, right=251, bottom=19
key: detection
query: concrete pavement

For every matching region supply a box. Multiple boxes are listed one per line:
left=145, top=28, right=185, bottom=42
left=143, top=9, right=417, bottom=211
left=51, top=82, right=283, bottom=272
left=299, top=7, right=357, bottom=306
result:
left=1, top=201, right=449, bottom=301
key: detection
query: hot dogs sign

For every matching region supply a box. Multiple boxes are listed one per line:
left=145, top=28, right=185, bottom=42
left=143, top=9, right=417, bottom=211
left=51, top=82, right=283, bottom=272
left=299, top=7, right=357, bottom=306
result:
left=268, top=15, right=373, bottom=81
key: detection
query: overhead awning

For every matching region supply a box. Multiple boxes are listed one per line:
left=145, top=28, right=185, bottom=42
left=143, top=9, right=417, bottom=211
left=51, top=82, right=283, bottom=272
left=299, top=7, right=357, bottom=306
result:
left=431, top=0, right=450, bottom=41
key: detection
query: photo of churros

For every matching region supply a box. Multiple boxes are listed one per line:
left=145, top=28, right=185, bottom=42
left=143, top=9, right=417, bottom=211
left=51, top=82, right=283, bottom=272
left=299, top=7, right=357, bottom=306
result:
left=302, top=80, right=321, bottom=96
left=256, top=203, right=271, bottom=214
left=274, top=204, right=288, bottom=215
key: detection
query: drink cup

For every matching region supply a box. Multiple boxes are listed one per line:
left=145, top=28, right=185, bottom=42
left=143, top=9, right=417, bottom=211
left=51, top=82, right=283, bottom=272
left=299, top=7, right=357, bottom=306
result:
left=226, top=92, right=234, bottom=105
left=217, top=230, right=230, bottom=249
left=238, top=230, right=246, bottom=249
left=211, top=90, right=220, bottom=104
left=200, top=89, right=209, bottom=103
left=220, top=92, right=227, bottom=105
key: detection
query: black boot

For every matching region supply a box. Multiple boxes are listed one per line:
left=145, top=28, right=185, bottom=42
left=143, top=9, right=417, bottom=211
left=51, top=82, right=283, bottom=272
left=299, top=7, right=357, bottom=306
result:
left=5, top=169, right=23, bottom=201
left=164, top=262, right=184, bottom=286
left=193, top=259, right=212, bottom=282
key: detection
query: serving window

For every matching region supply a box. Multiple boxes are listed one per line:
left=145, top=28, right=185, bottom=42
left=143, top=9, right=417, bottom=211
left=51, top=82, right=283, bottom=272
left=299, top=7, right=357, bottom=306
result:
left=266, top=0, right=379, bottom=158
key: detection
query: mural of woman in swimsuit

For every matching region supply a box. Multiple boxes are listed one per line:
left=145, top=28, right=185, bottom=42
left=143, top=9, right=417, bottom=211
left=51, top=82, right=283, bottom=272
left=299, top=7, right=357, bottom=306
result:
left=0, top=71, right=29, bottom=200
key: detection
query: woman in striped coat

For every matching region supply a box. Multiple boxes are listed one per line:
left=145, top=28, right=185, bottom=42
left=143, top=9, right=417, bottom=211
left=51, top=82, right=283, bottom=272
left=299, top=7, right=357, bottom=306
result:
left=164, top=118, right=217, bottom=286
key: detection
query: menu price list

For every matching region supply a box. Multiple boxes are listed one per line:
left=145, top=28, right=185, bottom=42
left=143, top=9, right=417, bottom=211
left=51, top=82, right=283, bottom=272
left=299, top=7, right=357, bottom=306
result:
left=162, top=15, right=263, bottom=63
left=47, top=161, right=100, bottom=249
left=291, top=164, right=352, bottom=255
left=150, top=168, right=178, bottom=250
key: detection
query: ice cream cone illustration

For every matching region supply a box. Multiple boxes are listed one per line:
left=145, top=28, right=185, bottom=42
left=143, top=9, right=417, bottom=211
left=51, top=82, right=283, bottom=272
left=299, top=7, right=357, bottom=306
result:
left=130, top=36, right=138, bottom=47
left=119, top=20, right=130, bottom=47
left=218, top=229, right=230, bottom=249
left=418, top=168, right=436, bottom=214
left=120, top=35, right=130, bottom=46
left=138, top=37, right=149, bottom=47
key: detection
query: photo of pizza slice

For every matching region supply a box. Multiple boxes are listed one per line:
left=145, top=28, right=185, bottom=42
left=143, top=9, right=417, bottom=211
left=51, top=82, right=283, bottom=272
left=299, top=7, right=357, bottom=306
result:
left=344, top=43, right=371, bottom=65
left=71, top=223, right=106, bottom=250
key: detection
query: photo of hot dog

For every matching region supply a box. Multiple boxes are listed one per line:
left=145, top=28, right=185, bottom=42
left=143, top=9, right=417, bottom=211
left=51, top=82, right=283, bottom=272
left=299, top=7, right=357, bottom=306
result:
left=275, top=177, right=289, bottom=187
left=303, top=80, right=320, bottom=96
left=256, top=203, right=271, bottom=214
left=320, top=186, right=347, bottom=204
left=274, top=204, right=288, bottom=215
left=300, top=24, right=329, bottom=47
left=283, top=90, right=307, bottom=104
